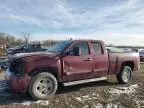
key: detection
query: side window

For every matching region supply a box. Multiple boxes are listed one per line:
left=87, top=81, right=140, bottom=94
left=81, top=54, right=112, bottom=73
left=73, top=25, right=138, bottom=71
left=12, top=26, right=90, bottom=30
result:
left=72, top=42, right=89, bottom=56
left=92, top=42, right=103, bottom=55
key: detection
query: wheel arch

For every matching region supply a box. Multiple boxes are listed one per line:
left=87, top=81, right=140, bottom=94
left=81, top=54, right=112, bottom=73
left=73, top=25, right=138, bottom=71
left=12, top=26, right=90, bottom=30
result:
left=121, top=61, right=134, bottom=71
left=28, top=67, right=58, bottom=80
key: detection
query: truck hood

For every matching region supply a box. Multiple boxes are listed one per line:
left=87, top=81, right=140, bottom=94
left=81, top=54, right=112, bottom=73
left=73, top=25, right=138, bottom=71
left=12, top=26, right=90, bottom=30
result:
left=10, top=52, right=57, bottom=60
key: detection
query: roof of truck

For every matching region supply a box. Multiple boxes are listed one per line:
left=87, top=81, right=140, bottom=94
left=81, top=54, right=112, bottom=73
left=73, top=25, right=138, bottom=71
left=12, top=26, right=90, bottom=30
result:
left=72, top=39, right=104, bottom=43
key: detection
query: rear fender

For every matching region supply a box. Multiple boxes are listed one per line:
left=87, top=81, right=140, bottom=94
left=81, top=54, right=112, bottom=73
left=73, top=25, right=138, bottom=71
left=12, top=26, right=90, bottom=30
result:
left=116, top=61, right=134, bottom=74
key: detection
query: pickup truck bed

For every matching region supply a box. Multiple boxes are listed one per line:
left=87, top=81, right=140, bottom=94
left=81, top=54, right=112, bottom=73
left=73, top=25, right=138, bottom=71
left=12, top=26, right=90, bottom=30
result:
left=108, top=52, right=140, bottom=75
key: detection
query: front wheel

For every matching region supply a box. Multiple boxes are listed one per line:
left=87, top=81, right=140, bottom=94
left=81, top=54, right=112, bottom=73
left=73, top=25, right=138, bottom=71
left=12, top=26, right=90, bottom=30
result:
left=29, top=72, right=58, bottom=100
left=116, top=66, right=132, bottom=84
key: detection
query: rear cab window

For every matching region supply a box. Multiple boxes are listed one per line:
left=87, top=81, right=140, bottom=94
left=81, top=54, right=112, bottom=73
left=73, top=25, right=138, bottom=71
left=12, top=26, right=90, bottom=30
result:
left=91, top=42, right=103, bottom=55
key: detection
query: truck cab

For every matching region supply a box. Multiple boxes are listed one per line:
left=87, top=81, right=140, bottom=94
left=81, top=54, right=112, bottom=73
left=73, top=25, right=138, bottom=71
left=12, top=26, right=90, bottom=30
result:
left=61, top=40, right=109, bottom=82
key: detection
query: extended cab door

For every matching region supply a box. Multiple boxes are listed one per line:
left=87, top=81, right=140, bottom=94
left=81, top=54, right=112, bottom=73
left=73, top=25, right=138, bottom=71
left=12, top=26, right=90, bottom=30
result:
left=62, top=41, right=94, bottom=81
left=91, top=42, right=109, bottom=77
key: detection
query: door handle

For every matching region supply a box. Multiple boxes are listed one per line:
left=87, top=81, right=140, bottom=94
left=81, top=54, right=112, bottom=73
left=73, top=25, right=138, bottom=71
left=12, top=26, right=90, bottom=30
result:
left=84, top=58, right=92, bottom=61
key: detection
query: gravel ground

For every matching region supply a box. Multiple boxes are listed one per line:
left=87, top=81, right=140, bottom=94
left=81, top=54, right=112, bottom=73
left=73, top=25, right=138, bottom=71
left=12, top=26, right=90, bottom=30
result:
left=0, top=71, right=143, bottom=108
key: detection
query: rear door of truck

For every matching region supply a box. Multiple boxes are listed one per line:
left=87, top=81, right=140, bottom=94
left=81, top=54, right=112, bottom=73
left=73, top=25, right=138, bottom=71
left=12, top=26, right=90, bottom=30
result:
left=90, top=41, right=109, bottom=77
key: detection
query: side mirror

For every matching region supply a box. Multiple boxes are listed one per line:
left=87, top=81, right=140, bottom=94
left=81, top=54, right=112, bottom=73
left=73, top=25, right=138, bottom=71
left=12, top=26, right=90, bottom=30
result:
left=73, top=47, right=81, bottom=56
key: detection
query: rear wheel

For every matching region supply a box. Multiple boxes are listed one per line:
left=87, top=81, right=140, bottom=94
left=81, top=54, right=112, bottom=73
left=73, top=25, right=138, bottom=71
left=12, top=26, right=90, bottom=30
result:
left=29, top=72, right=58, bottom=100
left=116, top=66, right=132, bottom=84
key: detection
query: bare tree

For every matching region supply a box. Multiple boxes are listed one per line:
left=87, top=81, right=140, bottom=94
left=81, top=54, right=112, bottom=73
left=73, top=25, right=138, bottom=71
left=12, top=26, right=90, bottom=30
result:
left=22, top=32, right=31, bottom=44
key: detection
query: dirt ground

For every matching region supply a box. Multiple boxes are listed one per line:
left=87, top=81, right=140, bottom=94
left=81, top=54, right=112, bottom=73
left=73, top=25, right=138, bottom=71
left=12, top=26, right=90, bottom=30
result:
left=0, top=65, right=144, bottom=108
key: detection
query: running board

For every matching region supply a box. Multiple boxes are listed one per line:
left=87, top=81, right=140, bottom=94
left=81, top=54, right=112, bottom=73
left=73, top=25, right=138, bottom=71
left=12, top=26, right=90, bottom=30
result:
left=63, top=77, right=107, bottom=86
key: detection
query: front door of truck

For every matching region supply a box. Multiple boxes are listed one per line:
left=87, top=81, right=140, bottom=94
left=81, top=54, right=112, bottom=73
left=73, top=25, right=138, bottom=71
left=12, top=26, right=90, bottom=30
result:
left=62, top=41, right=94, bottom=81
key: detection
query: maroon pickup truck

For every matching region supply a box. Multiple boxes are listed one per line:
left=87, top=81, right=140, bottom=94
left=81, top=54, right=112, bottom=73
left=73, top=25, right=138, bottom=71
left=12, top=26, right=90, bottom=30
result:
left=5, top=40, right=140, bottom=100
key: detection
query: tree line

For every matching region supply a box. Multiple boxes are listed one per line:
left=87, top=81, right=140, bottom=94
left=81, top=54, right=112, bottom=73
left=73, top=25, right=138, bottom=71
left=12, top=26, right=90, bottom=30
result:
left=0, top=32, right=57, bottom=48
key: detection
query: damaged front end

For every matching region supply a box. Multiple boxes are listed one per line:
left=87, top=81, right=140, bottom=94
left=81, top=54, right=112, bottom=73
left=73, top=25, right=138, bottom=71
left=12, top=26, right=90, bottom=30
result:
left=5, top=58, right=30, bottom=93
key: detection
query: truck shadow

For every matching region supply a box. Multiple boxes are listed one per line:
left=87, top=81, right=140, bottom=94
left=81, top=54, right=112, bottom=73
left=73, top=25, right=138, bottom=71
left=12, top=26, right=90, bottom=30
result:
left=0, top=80, right=119, bottom=105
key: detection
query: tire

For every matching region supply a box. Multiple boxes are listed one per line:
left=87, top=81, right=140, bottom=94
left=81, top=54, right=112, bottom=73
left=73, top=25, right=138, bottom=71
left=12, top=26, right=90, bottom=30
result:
left=116, top=66, right=132, bottom=84
left=29, top=72, right=58, bottom=100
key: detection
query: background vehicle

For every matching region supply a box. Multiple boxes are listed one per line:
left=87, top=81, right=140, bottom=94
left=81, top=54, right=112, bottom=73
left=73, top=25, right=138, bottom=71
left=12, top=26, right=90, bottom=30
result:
left=132, top=48, right=144, bottom=62
left=5, top=40, right=140, bottom=100
left=7, top=43, right=46, bottom=55
left=139, top=51, right=144, bottom=62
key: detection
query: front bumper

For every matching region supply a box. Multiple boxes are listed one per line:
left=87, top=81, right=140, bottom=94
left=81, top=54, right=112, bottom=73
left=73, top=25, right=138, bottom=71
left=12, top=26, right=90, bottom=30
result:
left=5, top=68, right=31, bottom=93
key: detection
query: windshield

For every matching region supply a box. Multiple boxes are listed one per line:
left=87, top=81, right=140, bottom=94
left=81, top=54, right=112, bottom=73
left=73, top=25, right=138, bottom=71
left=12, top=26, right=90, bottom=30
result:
left=46, top=40, right=72, bottom=53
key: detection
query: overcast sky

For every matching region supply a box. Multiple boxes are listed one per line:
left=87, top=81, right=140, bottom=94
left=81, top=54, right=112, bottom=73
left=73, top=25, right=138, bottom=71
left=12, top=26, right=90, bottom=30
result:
left=0, top=0, right=144, bottom=46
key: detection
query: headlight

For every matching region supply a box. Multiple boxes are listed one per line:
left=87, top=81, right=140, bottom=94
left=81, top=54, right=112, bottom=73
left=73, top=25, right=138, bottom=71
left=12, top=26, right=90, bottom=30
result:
left=9, top=59, right=25, bottom=76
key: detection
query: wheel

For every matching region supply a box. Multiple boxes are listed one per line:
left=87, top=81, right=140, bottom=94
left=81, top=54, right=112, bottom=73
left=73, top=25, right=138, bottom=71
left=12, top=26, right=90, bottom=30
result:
left=116, top=66, right=132, bottom=84
left=29, top=72, right=58, bottom=100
